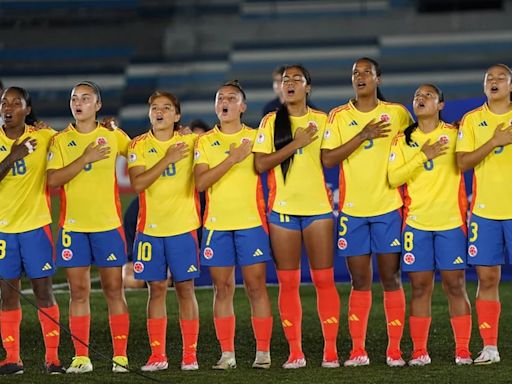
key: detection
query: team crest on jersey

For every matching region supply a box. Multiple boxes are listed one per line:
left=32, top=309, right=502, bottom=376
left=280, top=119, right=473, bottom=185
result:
left=194, top=150, right=200, bottom=160
left=457, top=130, right=463, bottom=140
left=439, top=135, right=449, bottom=145
left=61, top=249, right=73, bottom=261
left=379, top=113, right=391, bottom=122
left=203, top=247, right=214, bottom=260
left=256, top=133, right=265, bottom=144
left=133, top=261, right=144, bottom=273
left=468, top=245, right=478, bottom=257
left=96, top=137, right=107, bottom=146
left=403, top=252, right=415, bottom=265
left=389, top=152, right=396, bottom=162
left=337, top=238, right=348, bottom=250
left=324, top=130, right=331, bottom=139
left=47, top=151, right=54, bottom=161
left=128, top=153, right=137, bottom=163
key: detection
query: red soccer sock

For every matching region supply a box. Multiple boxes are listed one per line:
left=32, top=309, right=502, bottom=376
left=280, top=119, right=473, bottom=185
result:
left=409, top=316, right=431, bottom=353
left=251, top=316, right=273, bottom=353
left=180, top=318, right=199, bottom=363
left=348, top=289, right=372, bottom=352
left=147, top=317, right=167, bottom=357
left=311, top=268, right=340, bottom=361
left=109, top=313, right=130, bottom=357
left=476, top=299, right=500, bottom=346
left=38, top=305, right=60, bottom=363
left=450, top=314, right=472, bottom=353
left=214, top=315, right=235, bottom=353
left=277, top=269, right=303, bottom=359
left=69, top=314, right=90, bottom=357
left=383, top=289, right=406, bottom=354
left=1, top=308, right=22, bottom=363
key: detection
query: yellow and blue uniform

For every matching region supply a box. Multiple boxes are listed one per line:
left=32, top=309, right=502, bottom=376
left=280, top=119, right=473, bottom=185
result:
left=128, top=130, right=200, bottom=281
left=388, top=122, right=467, bottom=271
left=253, top=108, right=333, bottom=230
left=0, top=125, right=56, bottom=279
left=47, top=123, right=130, bottom=268
left=322, top=100, right=413, bottom=256
left=456, top=103, right=512, bottom=265
left=195, top=125, right=271, bottom=266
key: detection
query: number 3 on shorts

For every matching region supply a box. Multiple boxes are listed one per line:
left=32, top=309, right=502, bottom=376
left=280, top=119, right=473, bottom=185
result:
left=0, top=239, right=6, bottom=260
left=469, top=222, right=478, bottom=243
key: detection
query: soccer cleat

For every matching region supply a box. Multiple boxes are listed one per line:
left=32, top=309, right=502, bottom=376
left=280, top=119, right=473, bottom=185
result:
left=252, top=351, right=271, bottom=369
left=66, top=356, right=93, bottom=374
left=344, top=349, right=370, bottom=367
left=282, top=357, right=306, bottom=369
left=181, top=360, right=199, bottom=371
left=386, top=349, right=406, bottom=367
left=45, top=361, right=66, bottom=374
left=0, top=361, right=24, bottom=375
left=212, top=352, right=236, bottom=370
left=455, top=352, right=473, bottom=365
left=141, top=354, right=168, bottom=372
left=112, top=356, right=129, bottom=373
left=408, top=350, right=431, bottom=367
left=474, top=346, right=500, bottom=365
left=321, top=359, right=340, bottom=368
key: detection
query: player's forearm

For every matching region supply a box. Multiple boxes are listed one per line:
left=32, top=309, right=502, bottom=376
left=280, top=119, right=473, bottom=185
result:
left=321, top=134, right=365, bottom=168
left=388, top=152, right=426, bottom=188
left=456, top=139, right=497, bottom=172
left=253, top=142, right=299, bottom=174
left=0, top=155, right=15, bottom=182
left=46, top=156, right=88, bottom=188
left=194, top=158, right=236, bottom=192
left=130, top=159, right=172, bottom=193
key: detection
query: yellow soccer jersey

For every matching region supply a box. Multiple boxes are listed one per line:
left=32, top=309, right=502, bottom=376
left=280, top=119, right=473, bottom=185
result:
left=194, top=124, right=266, bottom=230
left=456, top=103, right=512, bottom=219
left=47, top=123, right=130, bottom=232
left=128, top=130, right=200, bottom=236
left=388, top=122, right=467, bottom=231
left=0, top=125, right=56, bottom=233
left=253, top=108, right=332, bottom=216
left=322, top=100, right=413, bottom=217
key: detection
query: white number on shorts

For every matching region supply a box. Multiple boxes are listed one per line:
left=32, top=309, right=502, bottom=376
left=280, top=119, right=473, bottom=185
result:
left=137, top=242, right=152, bottom=262
left=0, top=240, right=6, bottom=260
left=404, top=231, right=414, bottom=252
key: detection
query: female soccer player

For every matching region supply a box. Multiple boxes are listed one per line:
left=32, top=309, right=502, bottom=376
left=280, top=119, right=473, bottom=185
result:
left=388, top=84, right=472, bottom=366
left=0, top=87, right=64, bottom=375
left=195, top=81, right=273, bottom=370
left=128, top=91, right=200, bottom=371
left=253, top=65, right=340, bottom=369
left=46, top=81, right=130, bottom=374
left=321, top=57, right=412, bottom=367
left=456, top=63, right=512, bottom=365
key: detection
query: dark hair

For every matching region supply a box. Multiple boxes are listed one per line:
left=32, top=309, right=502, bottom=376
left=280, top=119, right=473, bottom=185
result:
left=1, top=86, right=38, bottom=126
left=220, top=80, right=246, bottom=101
left=189, top=119, right=210, bottom=133
left=274, top=64, right=312, bottom=181
left=0, top=80, right=4, bottom=92
left=272, top=65, right=286, bottom=77
left=74, top=80, right=102, bottom=102
left=147, top=90, right=181, bottom=129
left=487, top=63, right=512, bottom=101
left=404, top=84, right=444, bottom=147
left=354, top=57, right=386, bottom=101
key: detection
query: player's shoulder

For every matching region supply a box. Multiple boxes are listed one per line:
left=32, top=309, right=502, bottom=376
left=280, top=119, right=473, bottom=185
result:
left=129, top=132, right=150, bottom=149
left=50, top=125, right=74, bottom=144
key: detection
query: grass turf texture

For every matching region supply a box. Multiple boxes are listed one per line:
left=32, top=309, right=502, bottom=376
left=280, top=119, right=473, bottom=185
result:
left=3, top=282, right=512, bottom=383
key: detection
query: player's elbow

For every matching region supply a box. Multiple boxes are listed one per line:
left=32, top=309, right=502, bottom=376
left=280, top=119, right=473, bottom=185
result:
left=321, top=150, right=336, bottom=168
left=46, top=171, right=61, bottom=188
left=456, top=153, right=470, bottom=172
left=253, top=155, right=268, bottom=174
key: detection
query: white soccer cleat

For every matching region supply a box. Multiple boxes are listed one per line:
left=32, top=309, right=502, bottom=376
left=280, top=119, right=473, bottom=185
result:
left=344, top=350, right=370, bottom=367
left=386, top=356, right=406, bottom=367
left=66, top=356, right=93, bottom=374
left=181, top=361, right=199, bottom=371
left=474, top=346, right=500, bottom=365
left=141, top=355, right=169, bottom=372
left=408, top=351, right=431, bottom=367
left=252, top=351, right=271, bottom=369
left=212, top=352, right=236, bottom=370
left=112, top=356, right=129, bottom=373
left=282, top=357, right=306, bottom=369
left=321, top=359, right=340, bottom=368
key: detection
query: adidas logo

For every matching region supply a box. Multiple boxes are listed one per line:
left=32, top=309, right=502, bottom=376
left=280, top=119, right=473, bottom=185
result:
left=390, top=239, right=401, bottom=247
left=189, top=343, right=197, bottom=350
left=253, top=249, right=263, bottom=257
left=410, top=142, right=419, bottom=148
left=211, top=140, right=221, bottom=146
left=67, top=140, right=77, bottom=147
left=187, top=265, right=197, bottom=273
left=114, top=335, right=127, bottom=340
left=388, top=319, right=402, bottom=327
left=478, top=121, right=488, bottom=127
left=45, top=330, right=60, bottom=337
left=0, top=145, right=7, bottom=152
left=323, top=317, right=338, bottom=325
left=107, top=253, right=117, bottom=261
left=2, top=335, right=14, bottom=343
left=148, top=147, right=158, bottom=153
left=151, top=340, right=161, bottom=347
left=349, top=120, right=358, bottom=126
left=453, top=256, right=464, bottom=264
left=282, top=319, right=293, bottom=327
left=42, top=263, right=53, bottom=271
left=479, top=322, right=491, bottom=330
left=348, top=314, right=360, bottom=321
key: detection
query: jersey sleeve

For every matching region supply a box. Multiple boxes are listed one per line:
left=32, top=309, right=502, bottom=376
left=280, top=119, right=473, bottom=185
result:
left=46, top=136, right=64, bottom=170
left=455, top=114, right=476, bottom=153
left=252, top=113, right=275, bottom=154
left=321, top=109, right=343, bottom=149
left=127, top=138, right=146, bottom=169
left=115, top=128, right=131, bottom=157
left=387, top=134, right=427, bottom=188
left=193, top=136, right=210, bottom=166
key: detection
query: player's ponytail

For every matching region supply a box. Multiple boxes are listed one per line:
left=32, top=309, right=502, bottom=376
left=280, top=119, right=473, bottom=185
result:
left=404, top=122, right=419, bottom=147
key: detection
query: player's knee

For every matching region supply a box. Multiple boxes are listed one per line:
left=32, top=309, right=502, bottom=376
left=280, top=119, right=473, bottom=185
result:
left=411, top=281, right=433, bottom=299
left=380, top=272, right=401, bottom=291
left=213, top=280, right=235, bottom=300
left=245, top=280, right=267, bottom=301
left=350, top=275, right=372, bottom=291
